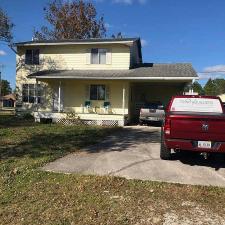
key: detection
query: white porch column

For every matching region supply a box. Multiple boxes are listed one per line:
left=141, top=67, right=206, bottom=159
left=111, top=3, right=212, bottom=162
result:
left=191, top=79, right=196, bottom=94
left=35, top=80, right=39, bottom=112
left=58, top=81, right=61, bottom=112
left=122, top=84, right=126, bottom=115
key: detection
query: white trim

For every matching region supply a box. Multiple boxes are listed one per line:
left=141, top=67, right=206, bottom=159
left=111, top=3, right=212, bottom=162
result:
left=16, top=40, right=134, bottom=47
left=58, top=82, right=61, bottom=112
left=35, top=76, right=198, bottom=80
left=122, top=85, right=126, bottom=115
left=35, top=80, right=38, bottom=111
left=90, top=48, right=107, bottom=65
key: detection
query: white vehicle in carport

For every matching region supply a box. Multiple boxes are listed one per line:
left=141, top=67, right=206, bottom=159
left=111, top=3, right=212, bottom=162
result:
left=139, top=102, right=165, bottom=125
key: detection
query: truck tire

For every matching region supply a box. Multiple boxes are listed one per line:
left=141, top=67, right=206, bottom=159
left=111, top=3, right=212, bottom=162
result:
left=160, top=131, right=171, bottom=160
left=223, top=153, right=225, bottom=162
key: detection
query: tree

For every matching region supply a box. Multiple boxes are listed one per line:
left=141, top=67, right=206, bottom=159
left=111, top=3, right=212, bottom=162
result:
left=204, top=78, right=217, bottom=96
left=0, top=7, right=13, bottom=43
left=34, top=0, right=106, bottom=40
left=203, top=78, right=225, bottom=96
left=192, top=81, right=205, bottom=95
left=214, top=78, right=225, bottom=95
left=111, top=32, right=123, bottom=39
left=0, top=79, right=12, bottom=96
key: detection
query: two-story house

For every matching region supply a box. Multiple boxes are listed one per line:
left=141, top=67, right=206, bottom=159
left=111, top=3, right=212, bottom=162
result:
left=15, top=37, right=198, bottom=126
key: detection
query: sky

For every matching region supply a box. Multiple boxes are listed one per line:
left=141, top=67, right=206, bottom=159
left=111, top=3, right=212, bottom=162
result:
left=1, top=0, right=225, bottom=89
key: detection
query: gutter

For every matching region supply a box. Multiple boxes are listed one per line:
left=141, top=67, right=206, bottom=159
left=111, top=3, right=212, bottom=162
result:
left=32, top=76, right=198, bottom=80
left=15, top=40, right=135, bottom=47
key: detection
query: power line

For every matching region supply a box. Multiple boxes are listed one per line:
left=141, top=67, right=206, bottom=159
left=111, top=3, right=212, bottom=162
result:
left=198, top=71, right=225, bottom=74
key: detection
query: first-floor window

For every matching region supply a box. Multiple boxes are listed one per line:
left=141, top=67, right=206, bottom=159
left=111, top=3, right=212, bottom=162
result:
left=22, top=84, right=42, bottom=103
left=90, top=85, right=105, bottom=100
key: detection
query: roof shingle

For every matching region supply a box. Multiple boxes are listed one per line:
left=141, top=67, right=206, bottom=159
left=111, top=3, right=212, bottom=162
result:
left=28, top=63, right=198, bottom=80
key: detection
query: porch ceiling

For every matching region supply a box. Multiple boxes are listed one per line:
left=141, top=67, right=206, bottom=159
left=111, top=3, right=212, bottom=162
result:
left=28, top=63, right=198, bottom=81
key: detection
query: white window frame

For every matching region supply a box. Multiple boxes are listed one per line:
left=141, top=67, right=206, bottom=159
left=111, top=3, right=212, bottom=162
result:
left=89, top=84, right=106, bottom=101
left=25, top=49, right=40, bottom=65
left=91, top=48, right=107, bottom=64
left=22, top=83, right=42, bottom=104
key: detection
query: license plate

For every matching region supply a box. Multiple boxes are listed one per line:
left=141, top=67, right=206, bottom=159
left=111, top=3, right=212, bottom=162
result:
left=198, top=141, right=211, bottom=149
left=148, top=117, right=159, bottom=121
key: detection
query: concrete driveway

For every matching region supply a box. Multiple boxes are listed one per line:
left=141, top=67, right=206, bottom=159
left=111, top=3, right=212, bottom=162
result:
left=43, top=126, right=225, bottom=187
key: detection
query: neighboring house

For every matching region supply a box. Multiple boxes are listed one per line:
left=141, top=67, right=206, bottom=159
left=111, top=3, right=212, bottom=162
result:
left=15, top=38, right=198, bottom=126
left=218, top=94, right=225, bottom=103
left=0, top=94, right=16, bottom=108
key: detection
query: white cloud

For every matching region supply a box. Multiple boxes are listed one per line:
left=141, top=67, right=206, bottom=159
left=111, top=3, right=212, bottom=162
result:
left=112, top=0, right=132, bottom=4
left=198, top=65, right=225, bottom=79
left=141, top=39, right=148, bottom=47
left=67, top=0, right=148, bottom=5
left=111, top=0, right=148, bottom=4
left=203, top=65, right=225, bottom=73
left=0, top=50, right=6, bottom=56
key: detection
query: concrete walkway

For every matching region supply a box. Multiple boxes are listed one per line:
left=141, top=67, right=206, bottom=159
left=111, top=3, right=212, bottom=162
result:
left=43, top=126, right=225, bottom=187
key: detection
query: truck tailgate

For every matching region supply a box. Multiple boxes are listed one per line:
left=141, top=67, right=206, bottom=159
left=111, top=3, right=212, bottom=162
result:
left=169, top=114, right=225, bottom=141
left=140, top=108, right=164, bottom=117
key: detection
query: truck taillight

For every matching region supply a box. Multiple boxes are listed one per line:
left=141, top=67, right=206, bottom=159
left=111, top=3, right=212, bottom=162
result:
left=164, top=118, right=171, bottom=135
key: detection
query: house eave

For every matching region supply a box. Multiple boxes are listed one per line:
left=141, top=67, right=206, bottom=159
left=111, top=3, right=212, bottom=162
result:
left=34, top=76, right=198, bottom=81
left=15, top=40, right=137, bottom=47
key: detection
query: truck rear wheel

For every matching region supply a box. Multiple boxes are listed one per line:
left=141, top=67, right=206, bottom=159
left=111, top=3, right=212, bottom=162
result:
left=160, top=132, right=171, bottom=160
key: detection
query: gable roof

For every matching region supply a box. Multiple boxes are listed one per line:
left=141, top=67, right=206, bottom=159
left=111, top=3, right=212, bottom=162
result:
left=14, top=37, right=140, bottom=46
left=0, top=94, right=16, bottom=101
left=28, top=63, right=198, bottom=80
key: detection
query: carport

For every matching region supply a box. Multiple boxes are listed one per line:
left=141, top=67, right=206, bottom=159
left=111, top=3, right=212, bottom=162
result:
left=129, top=81, right=187, bottom=121
left=126, top=63, right=198, bottom=122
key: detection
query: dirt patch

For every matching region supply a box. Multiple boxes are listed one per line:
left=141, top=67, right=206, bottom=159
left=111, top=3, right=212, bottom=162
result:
left=163, top=201, right=225, bottom=225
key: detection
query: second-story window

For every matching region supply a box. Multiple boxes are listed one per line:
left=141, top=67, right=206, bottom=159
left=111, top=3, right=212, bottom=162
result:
left=25, top=49, right=39, bottom=65
left=91, top=48, right=107, bottom=64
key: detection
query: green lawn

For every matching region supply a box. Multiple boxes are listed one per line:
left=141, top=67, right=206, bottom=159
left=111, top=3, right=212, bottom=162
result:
left=1, top=116, right=225, bottom=225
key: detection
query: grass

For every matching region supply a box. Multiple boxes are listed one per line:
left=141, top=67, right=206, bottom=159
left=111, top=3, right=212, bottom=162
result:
left=1, top=116, right=225, bottom=225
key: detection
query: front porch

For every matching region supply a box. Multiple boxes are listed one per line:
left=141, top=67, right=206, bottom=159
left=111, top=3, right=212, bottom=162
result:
left=34, top=79, right=130, bottom=126
left=27, top=64, right=197, bottom=126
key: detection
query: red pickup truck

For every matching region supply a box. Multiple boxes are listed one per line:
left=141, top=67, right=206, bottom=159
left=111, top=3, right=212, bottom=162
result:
left=161, top=95, right=225, bottom=160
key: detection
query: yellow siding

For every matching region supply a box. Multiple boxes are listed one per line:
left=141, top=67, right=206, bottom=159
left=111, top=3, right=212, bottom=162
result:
left=38, top=79, right=130, bottom=115
left=41, top=45, right=130, bottom=70
left=17, top=44, right=130, bottom=74
left=219, top=94, right=225, bottom=102
left=16, top=44, right=131, bottom=108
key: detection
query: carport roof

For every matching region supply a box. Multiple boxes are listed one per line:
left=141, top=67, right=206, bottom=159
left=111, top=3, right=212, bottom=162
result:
left=28, top=63, right=198, bottom=80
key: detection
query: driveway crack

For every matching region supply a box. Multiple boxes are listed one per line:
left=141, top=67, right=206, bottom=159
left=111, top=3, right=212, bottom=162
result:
left=108, top=157, right=160, bottom=175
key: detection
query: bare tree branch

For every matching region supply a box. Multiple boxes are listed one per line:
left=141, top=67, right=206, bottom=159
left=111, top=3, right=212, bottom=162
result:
left=0, top=7, right=14, bottom=43
left=34, top=0, right=106, bottom=40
